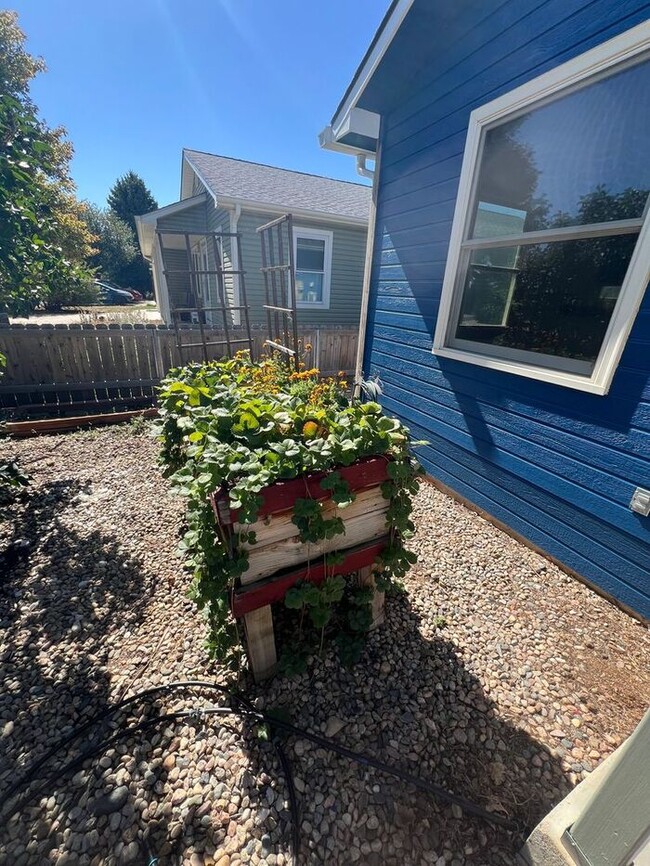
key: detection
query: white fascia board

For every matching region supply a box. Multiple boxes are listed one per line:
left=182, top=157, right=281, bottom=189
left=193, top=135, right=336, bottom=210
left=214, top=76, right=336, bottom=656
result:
left=134, top=215, right=149, bottom=258
left=216, top=195, right=369, bottom=228
left=329, top=0, right=414, bottom=133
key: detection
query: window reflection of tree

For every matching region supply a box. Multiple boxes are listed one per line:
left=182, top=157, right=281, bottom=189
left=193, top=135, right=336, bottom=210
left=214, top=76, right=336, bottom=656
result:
left=461, top=115, right=648, bottom=363
left=496, top=188, right=646, bottom=362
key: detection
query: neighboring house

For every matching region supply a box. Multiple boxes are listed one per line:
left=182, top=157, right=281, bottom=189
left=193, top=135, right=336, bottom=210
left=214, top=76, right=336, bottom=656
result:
left=321, top=2, right=650, bottom=620
left=135, top=150, right=370, bottom=326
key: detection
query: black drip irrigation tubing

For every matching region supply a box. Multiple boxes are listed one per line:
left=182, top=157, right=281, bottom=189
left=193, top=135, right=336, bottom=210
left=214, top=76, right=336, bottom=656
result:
left=1, top=680, right=519, bottom=863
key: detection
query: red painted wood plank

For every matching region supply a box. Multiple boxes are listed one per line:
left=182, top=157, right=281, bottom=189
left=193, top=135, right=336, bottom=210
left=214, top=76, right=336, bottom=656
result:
left=215, top=456, right=391, bottom=525
left=230, top=537, right=389, bottom=617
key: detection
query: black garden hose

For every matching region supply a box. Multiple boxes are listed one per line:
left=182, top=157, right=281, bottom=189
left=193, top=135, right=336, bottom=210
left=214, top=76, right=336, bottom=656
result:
left=1, top=679, right=519, bottom=864
left=0, top=680, right=243, bottom=808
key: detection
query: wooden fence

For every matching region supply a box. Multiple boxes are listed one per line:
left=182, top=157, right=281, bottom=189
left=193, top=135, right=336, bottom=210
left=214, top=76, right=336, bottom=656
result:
left=0, top=324, right=358, bottom=416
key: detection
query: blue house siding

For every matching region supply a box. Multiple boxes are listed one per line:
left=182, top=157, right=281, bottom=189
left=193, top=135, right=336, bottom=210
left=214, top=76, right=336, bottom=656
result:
left=363, top=1, right=650, bottom=617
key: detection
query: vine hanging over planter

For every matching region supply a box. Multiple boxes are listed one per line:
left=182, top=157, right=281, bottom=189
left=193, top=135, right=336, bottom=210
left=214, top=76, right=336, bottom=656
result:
left=157, top=352, right=421, bottom=671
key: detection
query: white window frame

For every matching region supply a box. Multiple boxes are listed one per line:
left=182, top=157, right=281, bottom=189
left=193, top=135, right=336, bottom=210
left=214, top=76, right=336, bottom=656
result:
left=293, top=227, right=333, bottom=310
left=433, top=22, right=650, bottom=396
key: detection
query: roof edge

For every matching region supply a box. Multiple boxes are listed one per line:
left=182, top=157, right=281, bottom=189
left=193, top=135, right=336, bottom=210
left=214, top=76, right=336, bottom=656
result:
left=183, top=147, right=372, bottom=189
left=182, top=151, right=219, bottom=203
left=330, top=0, right=414, bottom=133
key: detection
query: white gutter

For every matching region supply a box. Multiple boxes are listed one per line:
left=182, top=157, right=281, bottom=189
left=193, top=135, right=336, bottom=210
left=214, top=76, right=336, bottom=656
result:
left=134, top=193, right=208, bottom=258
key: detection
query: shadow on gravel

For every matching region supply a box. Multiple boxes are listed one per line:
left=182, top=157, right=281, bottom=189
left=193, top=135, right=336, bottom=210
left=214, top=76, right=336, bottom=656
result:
left=0, top=479, right=573, bottom=866
left=239, top=588, right=573, bottom=866
left=0, top=478, right=150, bottom=860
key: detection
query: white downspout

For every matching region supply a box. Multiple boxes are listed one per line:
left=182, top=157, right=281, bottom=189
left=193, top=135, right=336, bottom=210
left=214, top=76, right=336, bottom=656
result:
left=356, top=153, right=375, bottom=180
left=354, top=143, right=381, bottom=395
left=230, top=202, right=242, bottom=326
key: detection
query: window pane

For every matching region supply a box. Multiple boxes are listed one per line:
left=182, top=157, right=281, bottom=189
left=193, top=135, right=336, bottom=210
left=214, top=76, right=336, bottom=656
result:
left=454, top=233, right=639, bottom=367
left=470, top=57, right=650, bottom=236
left=296, top=271, right=323, bottom=303
left=296, top=237, right=325, bottom=271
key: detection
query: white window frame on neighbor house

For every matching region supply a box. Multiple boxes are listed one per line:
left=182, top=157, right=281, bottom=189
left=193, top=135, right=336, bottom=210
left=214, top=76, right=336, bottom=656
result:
left=433, top=22, right=650, bottom=396
left=293, top=227, right=333, bottom=310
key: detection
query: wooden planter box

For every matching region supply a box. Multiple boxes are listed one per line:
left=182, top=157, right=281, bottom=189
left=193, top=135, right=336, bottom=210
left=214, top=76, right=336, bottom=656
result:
left=213, top=456, right=391, bottom=680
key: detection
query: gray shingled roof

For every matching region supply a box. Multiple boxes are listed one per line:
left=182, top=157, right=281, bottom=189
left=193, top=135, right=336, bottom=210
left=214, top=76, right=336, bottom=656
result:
left=184, top=149, right=370, bottom=222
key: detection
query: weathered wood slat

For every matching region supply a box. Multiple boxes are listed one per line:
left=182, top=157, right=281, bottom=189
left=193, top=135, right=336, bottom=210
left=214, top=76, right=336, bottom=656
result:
left=359, top=564, right=385, bottom=630
left=0, top=379, right=158, bottom=394
left=241, top=504, right=388, bottom=584
left=235, top=486, right=386, bottom=550
left=6, top=408, right=158, bottom=437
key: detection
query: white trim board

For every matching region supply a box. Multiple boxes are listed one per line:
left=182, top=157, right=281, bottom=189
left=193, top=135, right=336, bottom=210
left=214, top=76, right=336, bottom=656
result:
left=433, top=21, right=650, bottom=396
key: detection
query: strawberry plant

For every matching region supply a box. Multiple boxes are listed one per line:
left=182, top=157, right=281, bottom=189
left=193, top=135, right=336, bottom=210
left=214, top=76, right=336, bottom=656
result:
left=157, top=351, right=421, bottom=671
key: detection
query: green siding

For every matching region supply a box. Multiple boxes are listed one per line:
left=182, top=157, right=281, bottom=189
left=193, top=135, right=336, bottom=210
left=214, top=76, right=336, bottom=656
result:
left=237, top=210, right=366, bottom=326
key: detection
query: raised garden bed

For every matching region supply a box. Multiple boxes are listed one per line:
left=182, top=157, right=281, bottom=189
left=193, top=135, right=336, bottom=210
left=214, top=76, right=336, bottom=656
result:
left=214, top=456, right=391, bottom=679
left=157, top=353, right=420, bottom=679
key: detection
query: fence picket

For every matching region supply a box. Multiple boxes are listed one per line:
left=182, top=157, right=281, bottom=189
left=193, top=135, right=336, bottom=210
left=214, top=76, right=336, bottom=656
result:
left=0, top=324, right=358, bottom=411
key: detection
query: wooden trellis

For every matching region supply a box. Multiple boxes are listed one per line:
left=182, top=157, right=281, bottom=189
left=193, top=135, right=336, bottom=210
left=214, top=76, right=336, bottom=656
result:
left=257, top=214, right=300, bottom=370
left=157, top=229, right=254, bottom=363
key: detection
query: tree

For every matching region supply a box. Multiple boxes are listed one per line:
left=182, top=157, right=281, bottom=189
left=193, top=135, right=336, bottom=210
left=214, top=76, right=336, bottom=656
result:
left=0, top=11, right=96, bottom=315
left=82, top=204, right=138, bottom=285
left=107, top=171, right=158, bottom=293
left=107, top=171, right=158, bottom=235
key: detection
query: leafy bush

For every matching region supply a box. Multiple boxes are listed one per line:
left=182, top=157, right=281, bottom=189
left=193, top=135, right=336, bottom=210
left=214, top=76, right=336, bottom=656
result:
left=0, top=351, right=29, bottom=502
left=44, top=275, right=99, bottom=311
left=0, top=458, right=28, bottom=505
left=157, top=352, right=420, bottom=669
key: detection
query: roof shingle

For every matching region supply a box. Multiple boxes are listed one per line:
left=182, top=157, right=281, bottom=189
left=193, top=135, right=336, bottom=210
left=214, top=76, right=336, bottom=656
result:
left=184, top=149, right=371, bottom=222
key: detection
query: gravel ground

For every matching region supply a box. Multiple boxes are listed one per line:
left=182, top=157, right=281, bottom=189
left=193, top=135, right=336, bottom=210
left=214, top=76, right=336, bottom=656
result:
left=1, top=425, right=648, bottom=866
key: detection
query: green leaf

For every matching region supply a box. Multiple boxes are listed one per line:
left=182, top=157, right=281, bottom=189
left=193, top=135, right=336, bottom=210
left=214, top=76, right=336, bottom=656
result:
left=309, top=604, right=332, bottom=629
left=284, top=587, right=305, bottom=609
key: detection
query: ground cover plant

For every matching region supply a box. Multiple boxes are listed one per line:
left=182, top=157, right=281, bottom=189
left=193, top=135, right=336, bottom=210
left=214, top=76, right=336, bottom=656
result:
left=157, top=351, right=420, bottom=671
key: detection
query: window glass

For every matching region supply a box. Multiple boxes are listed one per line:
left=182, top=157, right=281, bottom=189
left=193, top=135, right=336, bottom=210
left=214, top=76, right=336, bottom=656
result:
left=296, top=272, right=324, bottom=303
left=470, top=57, right=650, bottom=236
left=454, top=233, right=639, bottom=367
left=296, top=236, right=325, bottom=271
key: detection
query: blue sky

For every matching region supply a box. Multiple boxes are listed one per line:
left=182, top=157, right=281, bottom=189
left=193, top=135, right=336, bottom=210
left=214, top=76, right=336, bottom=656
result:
left=13, top=0, right=385, bottom=207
